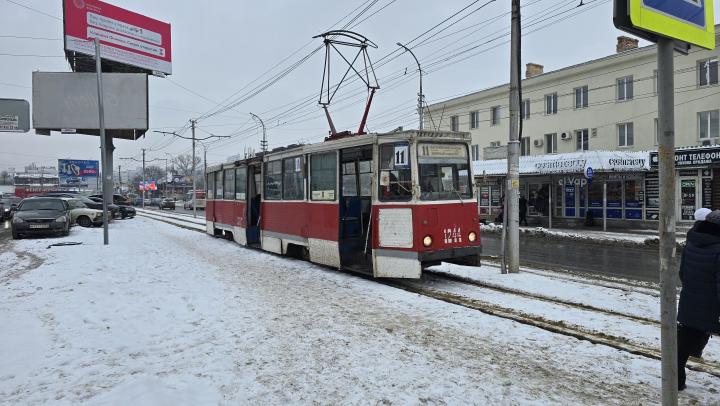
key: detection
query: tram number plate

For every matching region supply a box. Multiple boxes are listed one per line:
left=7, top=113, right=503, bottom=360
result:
left=394, top=145, right=409, bottom=168
left=443, top=227, right=462, bottom=244
left=29, top=224, right=50, bottom=229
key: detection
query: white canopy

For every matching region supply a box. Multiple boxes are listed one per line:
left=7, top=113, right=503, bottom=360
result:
left=472, top=150, right=651, bottom=176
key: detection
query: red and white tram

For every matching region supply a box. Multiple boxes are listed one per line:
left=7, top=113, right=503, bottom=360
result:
left=205, top=129, right=481, bottom=279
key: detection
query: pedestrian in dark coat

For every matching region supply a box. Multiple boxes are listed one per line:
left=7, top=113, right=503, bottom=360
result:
left=676, top=209, right=720, bottom=390
left=519, top=195, right=528, bottom=226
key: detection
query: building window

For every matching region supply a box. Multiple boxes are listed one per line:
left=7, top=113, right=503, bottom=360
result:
left=521, top=99, right=530, bottom=120
left=698, top=58, right=718, bottom=86
left=470, top=111, right=479, bottom=129
left=264, top=160, right=282, bottom=200
left=471, top=144, right=479, bottom=161
left=699, top=110, right=719, bottom=140
left=310, top=152, right=336, bottom=201
left=545, top=93, right=557, bottom=115
left=283, top=156, right=304, bottom=200
left=520, top=137, right=530, bottom=156
left=491, top=106, right=500, bottom=125
left=574, top=86, right=588, bottom=109
left=617, top=76, right=633, bottom=101
left=575, top=129, right=589, bottom=151
left=450, top=115, right=459, bottom=131
left=545, top=133, right=557, bottom=154
left=223, top=168, right=235, bottom=200
left=618, top=122, right=634, bottom=147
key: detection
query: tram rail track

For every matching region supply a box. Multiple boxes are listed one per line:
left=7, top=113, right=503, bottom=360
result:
left=140, top=214, right=720, bottom=379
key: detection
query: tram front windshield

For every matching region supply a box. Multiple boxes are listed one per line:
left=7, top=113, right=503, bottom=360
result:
left=418, top=143, right=472, bottom=201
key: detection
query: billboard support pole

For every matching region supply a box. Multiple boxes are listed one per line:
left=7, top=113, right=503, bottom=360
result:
left=657, top=36, right=678, bottom=405
left=94, top=38, right=110, bottom=245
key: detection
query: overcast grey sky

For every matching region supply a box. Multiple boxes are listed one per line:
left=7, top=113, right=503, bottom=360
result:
left=1, top=0, right=718, bottom=173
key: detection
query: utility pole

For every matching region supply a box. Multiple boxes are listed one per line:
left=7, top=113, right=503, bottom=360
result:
left=118, top=165, right=121, bottom=192
left=249, top=113, right=267, bottom=154
left=154, top=122, right=229, bottom=218
left=142, top=148, right=146, bottom=208
left=657, top=36, right=678, bottom=404
left=396, top=42, right=423, bottom=130
left=505, top=0, right=521, bottom=273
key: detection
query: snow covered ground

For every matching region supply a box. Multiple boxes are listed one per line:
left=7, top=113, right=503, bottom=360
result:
left=1, top=218, right=719, bottom=404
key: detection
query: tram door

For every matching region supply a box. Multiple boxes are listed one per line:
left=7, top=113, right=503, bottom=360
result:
left=339, top=147, right=373, bottom=271
left=246, top=163, right=262, bottom=246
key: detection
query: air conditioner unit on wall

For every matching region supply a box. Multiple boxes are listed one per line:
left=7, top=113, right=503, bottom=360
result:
left=560, top=131, right=572, bottom=141
left=534, top=139, right=543, bottom=147
left=591, top=128, right=597, bottom=137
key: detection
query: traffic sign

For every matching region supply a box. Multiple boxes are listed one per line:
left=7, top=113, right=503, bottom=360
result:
left=614, top=0, right=715, bottom=49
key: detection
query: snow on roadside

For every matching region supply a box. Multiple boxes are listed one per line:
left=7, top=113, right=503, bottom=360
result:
left=1, top=218, right=718, bottom=404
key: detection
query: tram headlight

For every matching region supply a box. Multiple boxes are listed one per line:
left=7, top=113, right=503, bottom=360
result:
left=423, top=235, right=433, bottom=247
left=468, top=231, right=477, bottom=242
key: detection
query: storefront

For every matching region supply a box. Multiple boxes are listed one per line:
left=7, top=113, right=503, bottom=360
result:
left=649, top=146, right=719, bottom=221
left=474, top=151, right=650, bottom=227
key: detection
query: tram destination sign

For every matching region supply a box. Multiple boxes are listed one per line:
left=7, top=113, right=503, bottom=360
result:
left=650, top=147, right=720, bottom=168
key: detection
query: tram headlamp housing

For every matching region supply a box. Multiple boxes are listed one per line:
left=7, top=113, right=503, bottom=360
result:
left=468, top=231, right=477, bottom=242
left=423, top=235, right=433, bottom=247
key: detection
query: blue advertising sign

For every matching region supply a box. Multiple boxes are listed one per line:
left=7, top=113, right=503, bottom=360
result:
left=58, top=159, right=99, bottom=187
left=642, top=0, right=705, bottom=27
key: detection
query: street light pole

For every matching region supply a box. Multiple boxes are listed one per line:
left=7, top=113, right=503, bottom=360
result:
left=249, top=113, right=267, bottom=153
left=396, top=42, right=423, bottom=131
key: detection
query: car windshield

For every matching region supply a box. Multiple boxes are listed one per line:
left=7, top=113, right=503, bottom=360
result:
left=418, top=143, right=472, bottom=201
left=19, top=199, right=65, bottom=211
left=67, top=199, right=87, bottom=209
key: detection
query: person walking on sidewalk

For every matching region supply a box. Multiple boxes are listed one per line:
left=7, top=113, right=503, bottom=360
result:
left=677, top=209, right=720, bottom=391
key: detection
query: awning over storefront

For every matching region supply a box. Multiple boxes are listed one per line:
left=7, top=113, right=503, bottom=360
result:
left=472, top=150, right=650, bottom=176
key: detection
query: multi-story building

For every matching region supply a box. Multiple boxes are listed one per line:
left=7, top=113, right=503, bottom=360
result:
left=426, top=28, right=719, bottom=226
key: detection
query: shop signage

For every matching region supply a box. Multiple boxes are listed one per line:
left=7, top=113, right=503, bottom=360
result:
left=605, top=157, right=647, bottom=170
left=535, top=159, right=586, bottom=174
left=558, top=177, right=587, bottom=187
left=650, top=147, right=720, bottom=168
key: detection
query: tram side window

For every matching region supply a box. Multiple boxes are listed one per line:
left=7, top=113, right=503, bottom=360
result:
left=235, top=167, right=247, bottom=200
left=224, top=169, right=235, bottom=200
left=215, top=170, right=223, bottom=199
left=310, top=152, right=336, bottom=201
left=207, top=172, right=215, bottom=199
left=283, top=156, right=305, bottom=200
left=265, top=160, right=282, bottom=200
left=378, top=143, right=412, bottom=201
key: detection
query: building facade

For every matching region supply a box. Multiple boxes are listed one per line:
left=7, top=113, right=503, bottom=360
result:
left=426, top=28, right=719, bottom=226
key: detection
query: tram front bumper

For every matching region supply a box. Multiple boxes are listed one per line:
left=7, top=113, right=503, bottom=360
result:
left=418, top=245, right=482, bottom=263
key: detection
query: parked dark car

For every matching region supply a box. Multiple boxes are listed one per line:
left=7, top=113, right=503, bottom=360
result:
left=1, top=197, right=22, bottom=220
left=11, top=197, right=71, bottom=239
left=89, top=194, right=135, bottom=218
left=159, top=198, right=176, bottom=210
left=40, top=193, right=120, bottom=219
left=150, top=197, right=162, bottom=207
left=89, top=193, right=132, bottom=206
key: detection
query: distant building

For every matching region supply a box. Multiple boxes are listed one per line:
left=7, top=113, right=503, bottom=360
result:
left=426, top=28, right=719, bottom=226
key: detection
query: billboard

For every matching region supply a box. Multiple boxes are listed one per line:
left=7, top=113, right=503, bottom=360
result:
left=33, top=72, right=148, bottom=140
left=58, top=159, right=100, bottom=187
left=0, top=99, right=30, bottom=133
left=63, top=0, right=172, bottom=74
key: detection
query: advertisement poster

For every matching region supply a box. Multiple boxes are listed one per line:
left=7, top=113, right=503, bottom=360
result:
left=58, top=159, right=99, bottom=188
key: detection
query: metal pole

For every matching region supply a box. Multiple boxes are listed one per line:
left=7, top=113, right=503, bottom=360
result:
left=94, top=38, right=109, bottom=245
left=657, top=36, right=678, bottom=405
left=142, top=148, right=146, bottom=209
left=548, top=184, right=552, bottom=229
left=191, top=119, right=197, bottom=218
left=396, top=42, right=423, bottom=131
left=505, top=0, right=521, bottom=273
left=603, top=181, right=607, bottom=232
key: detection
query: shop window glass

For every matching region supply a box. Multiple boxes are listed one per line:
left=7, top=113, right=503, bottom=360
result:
left=555, top=184, right=563, bottom=217
left=379, top=143, right=412, bottom=201
left=235, top=167, right=247, bottom=200
left=283, top=156, right=304, bottom=200
left=224, top=169, right=235, bottom=200
left=264, top=160, right=282, bottom=200
left=624, top=179, right=643, bottom=219
left=207, top=172, right=215, bottom=199
left=311, top=152, right=336, bottom=201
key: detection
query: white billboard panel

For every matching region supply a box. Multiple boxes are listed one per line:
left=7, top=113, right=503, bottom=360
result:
left=32, top=72, right=148, bottom=140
